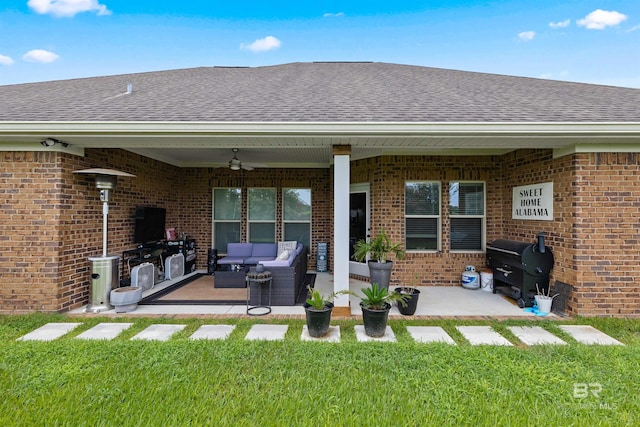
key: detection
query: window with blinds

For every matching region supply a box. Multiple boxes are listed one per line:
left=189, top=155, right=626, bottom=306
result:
left=449, top=182, right=485, bottom=251
left=405, top=181, right=441, bottom=251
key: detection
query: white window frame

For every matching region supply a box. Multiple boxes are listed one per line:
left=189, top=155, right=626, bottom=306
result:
left=449, top=181, right=486, bottom=253
left=247, top=187, right=277, bottom=243
left=211, top=187, right=242, bottom=252
left=404, top=181, right=441, bottom=252
left=282, top=188, right=311, bottom=247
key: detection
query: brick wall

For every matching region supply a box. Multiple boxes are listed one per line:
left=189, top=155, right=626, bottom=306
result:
left=0, top=149, right=332, bottom=312
left=571, top=153, right=640, bottom=316
left=180, top=166, right=332, bottom=270
left=3, top=147, right=640, bottom=315
left=500, top=150, right=640, bottom=317
left=350, top=154, right=502, bottom=288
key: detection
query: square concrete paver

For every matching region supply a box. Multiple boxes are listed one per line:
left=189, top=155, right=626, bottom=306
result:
left=18, top=323, right=82, bottom=341
left=76, top=323, right=133, bottom=340
left=456, top=326, right=512, bottom=346
left=131, top=324, right=186, bottom=341
left=508, top=326, right=566, bottom=345
left=407, top=326, right=456, bottom=344
left=190, top=325, right=236, bottom=340
left=245, top=324, right=288, bottom=341
left=355, top=325, right=396, bottom=342
left=559, top=325, right=623, bottom=345
left=301, top=325, right=340, bottom=342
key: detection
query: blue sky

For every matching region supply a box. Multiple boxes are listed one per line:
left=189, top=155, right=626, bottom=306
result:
left=0, top=1, right=639, bottom=87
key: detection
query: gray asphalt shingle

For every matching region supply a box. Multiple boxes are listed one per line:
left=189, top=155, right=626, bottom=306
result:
left=1, top=62, right=639, bottom=122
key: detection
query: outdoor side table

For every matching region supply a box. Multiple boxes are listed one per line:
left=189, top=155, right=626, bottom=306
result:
left=246, top=270, right=272, bottom=316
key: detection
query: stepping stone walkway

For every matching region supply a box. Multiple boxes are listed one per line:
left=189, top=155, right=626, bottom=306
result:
left=15, top=322, right=625, bottom=346
left=354, top=325, right=396, bottom=342
left=508, top=326, right=566, bottom=345
left=76, top=323, right=133, bottom=340
left=406, top=326, right=456, bottom=344
left=301, top=325, right=341, bottom=342
left=18, top=323, right=82, bottom=341
left=245, top=324, right=288, bottom=341
left=131, top=324, right=186, bottom=341
left=456, top=326, right=513, bottom=346
left=190, top=325, right=236, bottom=340
left=559, top=325, right=623, bottom=345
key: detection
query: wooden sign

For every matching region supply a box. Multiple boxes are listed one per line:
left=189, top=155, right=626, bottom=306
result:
left=512, top=182, right=553, bottom=220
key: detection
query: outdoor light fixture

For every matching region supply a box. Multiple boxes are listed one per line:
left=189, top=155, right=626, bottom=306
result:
left=40, top=137, right=68, bottom=148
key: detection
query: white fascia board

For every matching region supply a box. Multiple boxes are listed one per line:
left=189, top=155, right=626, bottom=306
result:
left=1, top=121, right=640, bottom=138
left=554, top=143, right=640, bottom=158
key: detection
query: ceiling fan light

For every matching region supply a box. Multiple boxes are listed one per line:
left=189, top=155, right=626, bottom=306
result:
left=229, top=163, right=241, bottom=171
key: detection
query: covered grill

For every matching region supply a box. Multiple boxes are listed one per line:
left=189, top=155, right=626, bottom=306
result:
left=486, top=234, right=554, bottom=308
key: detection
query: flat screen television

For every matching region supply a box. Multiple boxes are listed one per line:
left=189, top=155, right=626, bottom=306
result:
left=134, top=206, right=166, bottom=244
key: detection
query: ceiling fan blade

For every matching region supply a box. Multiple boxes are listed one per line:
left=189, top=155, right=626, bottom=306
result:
left=241, top=164, right=254, bottom=171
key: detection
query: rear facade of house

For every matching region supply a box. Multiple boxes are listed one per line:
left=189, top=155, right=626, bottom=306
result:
left=1, top=62, right=640, bottom=316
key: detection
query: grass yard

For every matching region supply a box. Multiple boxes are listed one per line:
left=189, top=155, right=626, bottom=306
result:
left=1, top=314, right=639, bottom=426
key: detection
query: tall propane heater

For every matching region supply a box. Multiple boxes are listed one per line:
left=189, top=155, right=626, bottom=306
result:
left=73, top=168, right=135, bottom=313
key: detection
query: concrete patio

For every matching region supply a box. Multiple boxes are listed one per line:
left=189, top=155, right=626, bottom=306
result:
left=71, top=271, right=554, bottom=318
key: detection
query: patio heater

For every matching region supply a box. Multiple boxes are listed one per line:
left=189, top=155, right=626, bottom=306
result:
left=73, top=168, right=135, bottom=313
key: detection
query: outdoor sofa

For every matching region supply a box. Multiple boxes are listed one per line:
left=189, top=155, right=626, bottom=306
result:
left=217, top=242, right=309, bottom=305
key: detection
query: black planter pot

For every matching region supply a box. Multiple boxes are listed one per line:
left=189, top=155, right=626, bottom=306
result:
left=394, top=287, right=421, bottom=316
left=304, top=302, right=334, bottom=337
left=368, top=261, right=393, bottom=290
left=360, top=302, right=391, bottom=337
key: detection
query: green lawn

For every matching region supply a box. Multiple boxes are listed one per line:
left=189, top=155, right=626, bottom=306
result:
left=1, top=314, right=639, bottom=426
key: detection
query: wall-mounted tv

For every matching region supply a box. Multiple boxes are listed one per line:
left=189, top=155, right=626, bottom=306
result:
left=134, top=206, right=166, bottom=244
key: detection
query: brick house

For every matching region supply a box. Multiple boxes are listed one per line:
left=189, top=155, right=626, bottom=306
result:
left=1, top=62, right=640, bottom=316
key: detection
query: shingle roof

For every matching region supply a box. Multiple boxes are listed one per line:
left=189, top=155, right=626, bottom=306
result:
left=1, top=62, right=639, bottom=122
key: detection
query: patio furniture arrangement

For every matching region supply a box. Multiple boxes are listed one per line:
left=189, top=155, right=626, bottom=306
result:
left=218, top=242, right=308, bottom=306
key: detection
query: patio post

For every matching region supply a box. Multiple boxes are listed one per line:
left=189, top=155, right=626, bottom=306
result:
left=332, top=145, right=351, bottom=315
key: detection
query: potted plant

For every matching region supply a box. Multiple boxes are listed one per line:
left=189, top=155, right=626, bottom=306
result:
left=394, top=274, right=421, bottom=316
left=352, top=229, right=406, bottom=289
left=303, top=286, right=347, bottom=338
left=354, top=283, right=409, bottom=337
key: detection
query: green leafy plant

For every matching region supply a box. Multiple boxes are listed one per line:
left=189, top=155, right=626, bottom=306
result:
left=357, top=283, right=409, bottom=310
left=305, top=286, right=348, bottom=310
left=352, top=228, right=406, bottom=263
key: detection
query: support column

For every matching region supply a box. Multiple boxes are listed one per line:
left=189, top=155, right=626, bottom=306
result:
left=332, top=145, right=351, bottom=316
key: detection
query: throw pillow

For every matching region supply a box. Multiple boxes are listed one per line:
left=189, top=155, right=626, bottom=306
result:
left=277, top=241, right=297, bottom=257
left=277, top=250, right=289, bottom=260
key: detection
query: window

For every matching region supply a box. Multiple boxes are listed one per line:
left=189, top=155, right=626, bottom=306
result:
left=248, top=188, right=276, bottom=243
left=405, top=182, right=440, bottom=251
left=212, top=188, right=241, bottom=251
left=449, top=182, right=485, bottom=251
left=283, top=188, right=311, bottom=248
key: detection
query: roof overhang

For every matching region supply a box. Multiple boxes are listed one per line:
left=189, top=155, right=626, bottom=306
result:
left=1, top=121, right=640, bottom=167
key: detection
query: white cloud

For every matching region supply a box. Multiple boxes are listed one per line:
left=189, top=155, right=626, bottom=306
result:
left=0, top=54, right=14, bottom=65
left=240, top=36, right=281, bottom=53
left=577, top=9, right=627, bottom=30
left=627, top=24, right=640, bottom=33
left=22, top=49, right=60, bottom=63
left=27, top=0, right=111, bottom=18
left=549, top=19, right=570, bottom=29
left=323, top=12, right=344, bottom=18
left=518, top=31, right=535, bottom=41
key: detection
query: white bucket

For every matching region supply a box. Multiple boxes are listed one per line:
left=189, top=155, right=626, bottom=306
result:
left=535, top=295, right=553, bottom=313
left=480, top=269, right=493, bottom=292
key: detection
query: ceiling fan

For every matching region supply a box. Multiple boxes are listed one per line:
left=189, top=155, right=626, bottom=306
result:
left=227, top=148, right=265, bottom=171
